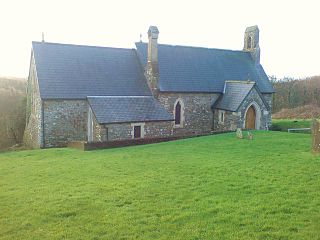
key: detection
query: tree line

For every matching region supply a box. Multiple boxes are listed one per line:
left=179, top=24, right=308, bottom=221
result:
left=271, top=75, right=320, bottom=113
left=0, top=77, right=26, bottom=149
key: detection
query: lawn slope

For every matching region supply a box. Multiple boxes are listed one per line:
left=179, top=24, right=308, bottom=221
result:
left=0, top=131, right=319, bottom=239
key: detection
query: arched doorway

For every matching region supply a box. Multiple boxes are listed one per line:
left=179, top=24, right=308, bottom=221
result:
left=245, top=105, right=256, bottom=129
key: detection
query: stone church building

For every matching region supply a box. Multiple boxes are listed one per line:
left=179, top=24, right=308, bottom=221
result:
left=24, top=25, right=274, bottom=148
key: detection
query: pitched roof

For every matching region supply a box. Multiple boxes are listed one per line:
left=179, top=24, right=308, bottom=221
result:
left=214, top=81, right=267, bottom=111
left=135, top=42, right=274, bottom=93
left=87, top=96, right=174, bottom=124
left=32, top=42, right=151, bottom=99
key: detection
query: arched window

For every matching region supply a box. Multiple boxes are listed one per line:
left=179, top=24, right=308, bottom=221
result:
left=247, top=36, right=252, bottom=49
left=175, top=101, right=181, bottom=125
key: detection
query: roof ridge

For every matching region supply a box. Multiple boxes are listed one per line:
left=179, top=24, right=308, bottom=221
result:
left=135, top=41, right=246, bottom=53
left=225, top=80, right=256, bottom=84
left=87, top=96, right=153, bottom=98
left=32, top=41, right=134, bottom=51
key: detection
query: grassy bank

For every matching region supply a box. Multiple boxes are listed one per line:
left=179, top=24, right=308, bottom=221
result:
left=0, top=131, right=319, bottom=239
left=271, top=119, right=312, bottom=133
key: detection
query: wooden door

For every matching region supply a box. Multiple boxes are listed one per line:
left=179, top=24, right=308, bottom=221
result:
left=245, top=106, right=256, bottom=129
left=134, top=126, right=141, bottom=139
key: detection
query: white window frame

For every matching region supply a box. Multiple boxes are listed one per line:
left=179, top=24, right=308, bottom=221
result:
left=131, top=122, right=145, bottom=139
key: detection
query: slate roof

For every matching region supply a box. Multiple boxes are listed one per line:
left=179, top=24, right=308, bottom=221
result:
left=214, top=81, right=267, bottom=112
left=32, top=42, right=151, bottom=99
left=135, top=42, right=274, bottom=93
left=87, top=96, right=174, bottom=124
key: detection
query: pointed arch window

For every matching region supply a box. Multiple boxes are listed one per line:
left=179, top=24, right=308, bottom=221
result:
left=175, top=102, right=181, bottom=125
left=174, top=100, right=184, bottom=127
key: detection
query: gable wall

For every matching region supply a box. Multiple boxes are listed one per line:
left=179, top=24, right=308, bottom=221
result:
left=158, top=93, right=220, bottom=136
left=237, top=88, right=271, bottom=129
left=23, top=54, right=43, bottom=148
left=43, top=100, right=88, bottom=147
left=214, top=88, right=271, bottom=131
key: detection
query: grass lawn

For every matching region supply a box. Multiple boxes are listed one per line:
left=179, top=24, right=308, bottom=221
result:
left=272, top=119, right=312, bottom=133
left=0, top=131, right=319, bottom=239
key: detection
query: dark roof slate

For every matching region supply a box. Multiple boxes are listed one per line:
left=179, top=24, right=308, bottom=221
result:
left=135, top=42, right=274, bottom=93
left=215, top=81, right=255, bottom=111
left=32, top=42, right=151, bottom=99
left=88, top=96, right=174, bottom=124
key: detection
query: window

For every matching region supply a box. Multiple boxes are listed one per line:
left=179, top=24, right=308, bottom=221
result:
left=219, top=110, right=225, bottom=124
left=247, top=36, right=252, bottom=49
left=133, top=125, right=141, bottom=139
left=175, top=101, right=181, bottom=125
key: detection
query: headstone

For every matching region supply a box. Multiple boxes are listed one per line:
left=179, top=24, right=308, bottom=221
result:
left=247, top=131, right=253, bottom=140
left=236, top=128, right=243, bottom=139
left=312, top=118, right=320, bottom=153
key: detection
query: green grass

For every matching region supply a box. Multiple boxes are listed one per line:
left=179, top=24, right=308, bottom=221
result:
left=272, top=119, right=312, bottom=133
left=0, top=131, right=319, bottom=239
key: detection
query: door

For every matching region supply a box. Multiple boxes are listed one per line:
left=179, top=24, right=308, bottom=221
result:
left=133, top=125, right=141, bottom=139
left=245, top=105, right=256, bottom=129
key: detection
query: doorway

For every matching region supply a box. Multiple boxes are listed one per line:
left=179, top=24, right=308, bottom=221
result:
left=245, top=105, right=256, bottom=129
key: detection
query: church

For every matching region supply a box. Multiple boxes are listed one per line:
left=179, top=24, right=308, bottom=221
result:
left=24, top=25, right=274, bottom=148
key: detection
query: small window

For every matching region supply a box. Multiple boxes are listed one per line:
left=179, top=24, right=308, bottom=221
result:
left=247, top=36, right=252, bottom=49
left=219, top=110, right=225, bottom=124
left=133, top=125, right=141, bottom=139
left=175, top=101, right=181, bottom=125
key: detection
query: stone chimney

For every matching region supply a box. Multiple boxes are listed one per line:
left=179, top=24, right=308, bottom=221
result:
left=146, top=26, right=160, bottom=93
left=243, top=25, right=260, bottom=64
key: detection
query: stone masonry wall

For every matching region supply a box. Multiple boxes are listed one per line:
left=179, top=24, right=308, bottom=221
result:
left=23, top=54, right=43, bottom=148
left=158, top=93, right=220, bottom=136
left=43, top=100, right=88, bottom=147
left=92, top=112, right=102, bottom=142
left=214, top=110, right=240, bottom=131
left=94, top=121, right=174, bottom=142
left=262, top=93, right=273, bottom=128
left=144, top=121, right=173, bottom=138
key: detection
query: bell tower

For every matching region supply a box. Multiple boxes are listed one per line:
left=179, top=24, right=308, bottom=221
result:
left=243, top=25, right=260, bottom=64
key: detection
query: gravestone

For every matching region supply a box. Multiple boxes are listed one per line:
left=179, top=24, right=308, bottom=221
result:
left=247, top=131, right=253, bottom=140
left=236, top=128, right=243, bottom=139
left=312, top=118, right=320, bottom=153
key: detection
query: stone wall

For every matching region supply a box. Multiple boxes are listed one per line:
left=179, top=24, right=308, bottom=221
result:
left=43, top=100, right=88, bottom=147
left=158, top=93, right=220, bottom=136
left=92, top=111, right=102, bottom=142
left=93, top=121, right=174, bottom=142
left=23, top=55, right=43, bottom=148
left=262, top=93, right=273, bottom=128
left=214, top=110, right=240, bottom=131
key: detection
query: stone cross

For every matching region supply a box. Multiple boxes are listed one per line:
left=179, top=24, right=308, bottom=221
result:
left=311, top=118, right=320, bottom=153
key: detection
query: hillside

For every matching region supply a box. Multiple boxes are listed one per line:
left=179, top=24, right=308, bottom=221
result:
left=0, top=76, right=26, bottom=149
left=0, top=132, right=319, bottom=239
left=272, top=76, right=320, bottom=118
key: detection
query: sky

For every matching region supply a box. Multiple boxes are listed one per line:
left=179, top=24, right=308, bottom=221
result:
left=0, top=0, right=319, bottom=79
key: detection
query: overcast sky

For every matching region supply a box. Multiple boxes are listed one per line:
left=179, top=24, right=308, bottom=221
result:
left=0, top=0, right=319, bottom=79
